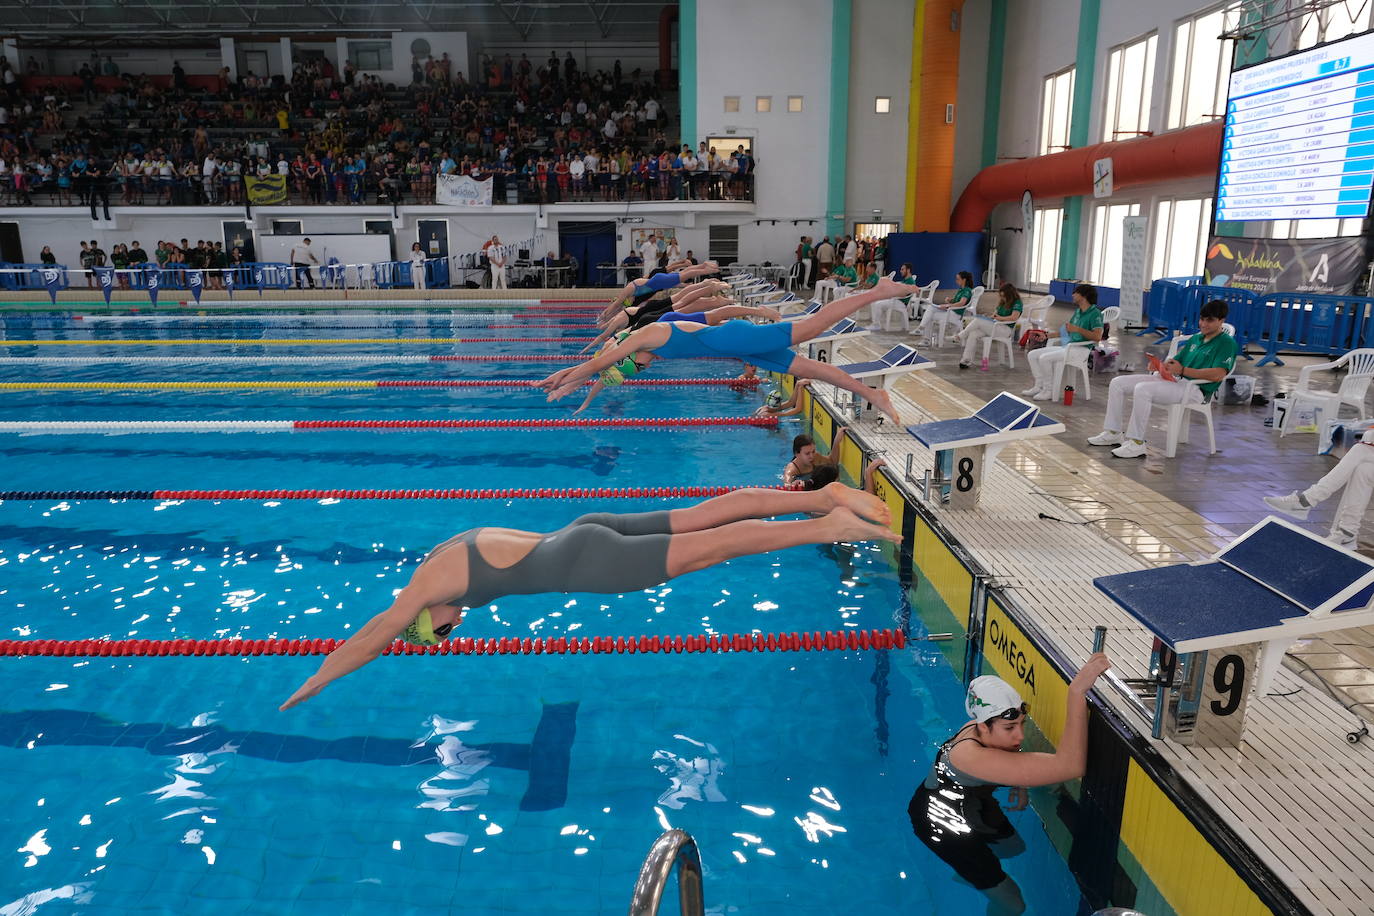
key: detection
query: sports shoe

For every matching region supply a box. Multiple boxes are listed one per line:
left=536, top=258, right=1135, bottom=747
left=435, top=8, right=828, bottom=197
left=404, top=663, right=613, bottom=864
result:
left=1111, top=440, right=1148, bottom=459
left=1021, top=384, right=1043, bottom=396
left=1033, top=389, right=1055, bottom=402
left=1087, top=431, right=1124, bottom=447
left=1263, top=492, right=1310, bottom=520
left=1332, top=529, right=1358, bottom=550
left=959, top=362, right=971, bottom=370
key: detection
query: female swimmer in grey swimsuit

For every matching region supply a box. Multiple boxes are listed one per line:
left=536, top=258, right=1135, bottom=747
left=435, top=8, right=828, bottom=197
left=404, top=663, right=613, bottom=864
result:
left=537, top=279, right=913, bottom=424
left=280, top=483, right=899, bottom=710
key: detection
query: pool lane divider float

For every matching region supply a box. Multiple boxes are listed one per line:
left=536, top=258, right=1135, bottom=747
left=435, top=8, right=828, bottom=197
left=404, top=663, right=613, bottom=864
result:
left=0, top=485, right=783, bottom=501
left=0, top=417, right=779, bottom=433
left=0, top=336, right=595, bottom=346
left=0, top=628, right=931, bottom=658
left=0, top=378, right=761, bottom=392
left=0, top=355, right=739, bottom=364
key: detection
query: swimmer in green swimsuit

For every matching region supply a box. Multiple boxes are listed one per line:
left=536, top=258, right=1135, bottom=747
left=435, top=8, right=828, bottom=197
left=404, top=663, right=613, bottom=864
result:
left=539, top=279, right=913, bottom=424
left=279, top=483, right=900, bottom=710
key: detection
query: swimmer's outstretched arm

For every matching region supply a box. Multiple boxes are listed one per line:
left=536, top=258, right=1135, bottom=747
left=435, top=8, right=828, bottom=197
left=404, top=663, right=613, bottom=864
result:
left=572, top=379, right=607, bottom=414
left=279, top=593, right=427, bottom=710
left=703, top=304, right=782, bottom=324
left=671, top=279, right=729, bottom=307
left=537, top=323, right=673, bottom=400
left=582, top=311, right=630, bottom=353
left=598, top=280, right=641, bottom=323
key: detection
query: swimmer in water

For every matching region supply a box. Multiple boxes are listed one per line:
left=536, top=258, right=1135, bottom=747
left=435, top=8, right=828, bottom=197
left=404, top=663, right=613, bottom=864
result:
left=537, top=279, right=913, bottom=424
left=596, top=260, right=721, bottom=323
left=909, top=655, right=1112, bottom=915
left=280, top=483, right=899, bottom=710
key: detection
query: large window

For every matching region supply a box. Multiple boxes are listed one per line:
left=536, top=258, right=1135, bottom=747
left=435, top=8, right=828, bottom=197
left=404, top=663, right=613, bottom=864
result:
left=1268, top=216, right=1366, bottom=239
left=1102, top=33, right=1158, bottom=141
left=1152, top=197, right=1212, bottom=279
left=1166, top=7, right=1233, bottom=130
left=1297, top=1, right=1373, bottom=50
left=1039, top=68, right=1075, bottom=156
left=1029, top=207, right=1064, bottom=287
left=1087, top=202, right=1142, bottom=289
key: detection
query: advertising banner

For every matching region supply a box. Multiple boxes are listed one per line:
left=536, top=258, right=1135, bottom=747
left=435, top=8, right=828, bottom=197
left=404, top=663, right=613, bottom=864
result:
left=1119, top=216, right=1149, bottom=325
left=1204, top=236, right=1368, bottom=295
left=245, top=175, right=288, bottom=206
left=436, top=174, right=493, bottom=208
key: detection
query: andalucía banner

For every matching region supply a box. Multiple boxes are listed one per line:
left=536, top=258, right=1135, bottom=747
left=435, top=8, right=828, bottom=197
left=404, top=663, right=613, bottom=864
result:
left=1204, top=235, right=1368, bottom=295
left=245, top=175, right=288, bottom=206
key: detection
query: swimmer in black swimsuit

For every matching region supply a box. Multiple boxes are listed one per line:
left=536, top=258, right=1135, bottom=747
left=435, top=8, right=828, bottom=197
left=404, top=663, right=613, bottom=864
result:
left=279, top=483, right=900, bottom=710
left=909, top=655, right=1111, bottom=915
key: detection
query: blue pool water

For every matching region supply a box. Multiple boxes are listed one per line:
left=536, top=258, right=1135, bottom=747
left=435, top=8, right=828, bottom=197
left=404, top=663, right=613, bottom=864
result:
left=0, top=312, right=1087, bottom=914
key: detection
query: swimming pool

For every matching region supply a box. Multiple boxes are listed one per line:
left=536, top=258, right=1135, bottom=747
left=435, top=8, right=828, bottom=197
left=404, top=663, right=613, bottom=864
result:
left=0, top=311, right=1089, bottom=914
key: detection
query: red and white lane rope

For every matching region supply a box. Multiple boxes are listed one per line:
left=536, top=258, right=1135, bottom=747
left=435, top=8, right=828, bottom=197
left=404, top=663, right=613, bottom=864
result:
left=0, top=355, right=617, bottom=364
left=0, top=417, right=779, bottom=433
left=0, top=628, right=908, bottom=658
left=0, top=485, right=787, bottom=501
left=0, top=378, right=760, bottom=391
left=0, top=336, right=594, bottom=346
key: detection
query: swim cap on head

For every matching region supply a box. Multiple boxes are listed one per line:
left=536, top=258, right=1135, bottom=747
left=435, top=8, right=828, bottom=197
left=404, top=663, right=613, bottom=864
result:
left=402, top=607, right=441, bottom=646
left=599, top=356, right=640, bottom=387
left=965, top=675, right=1022, bottom=723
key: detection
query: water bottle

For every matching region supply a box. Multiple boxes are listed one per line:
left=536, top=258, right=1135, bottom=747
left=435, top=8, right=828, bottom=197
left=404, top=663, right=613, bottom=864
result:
left=1063, top=385, right=1075, bottom=406
left=980, top=357, right=989, bottom=372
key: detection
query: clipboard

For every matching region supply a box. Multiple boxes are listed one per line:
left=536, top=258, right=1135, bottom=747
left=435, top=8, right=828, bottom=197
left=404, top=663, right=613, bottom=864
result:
left=1148, top=353, right=1176, bottom=382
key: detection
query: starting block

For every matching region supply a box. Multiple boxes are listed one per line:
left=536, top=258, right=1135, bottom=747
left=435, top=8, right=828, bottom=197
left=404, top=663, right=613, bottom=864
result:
left=1095, top=516, right=1374, bottom=747
left=803, top=317, right=871, bottom=365
left=906, top=393, right=1064, bottom=508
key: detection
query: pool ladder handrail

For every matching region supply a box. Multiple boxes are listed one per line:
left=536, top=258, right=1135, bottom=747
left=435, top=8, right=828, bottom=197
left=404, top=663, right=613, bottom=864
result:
left=627, top=829, right=705, bottom=916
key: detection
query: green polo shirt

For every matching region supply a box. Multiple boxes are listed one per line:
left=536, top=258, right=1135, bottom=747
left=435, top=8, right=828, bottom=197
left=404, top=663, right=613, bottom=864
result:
left=1174, top=330, right=1239, bottom=398
left=831, top=264, right=858, bottom=284
left=995, top=298, right=1023, bottom=319
left=1067, top=306, right=1102, bottom=342
left=950, top=285, right=972, bottom=315
left=898, top=274, right=920, bottom=303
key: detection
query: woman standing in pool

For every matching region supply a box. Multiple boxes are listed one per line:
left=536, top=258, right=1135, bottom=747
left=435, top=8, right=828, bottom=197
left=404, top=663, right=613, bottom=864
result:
left=538, top=278, right=912, bottom=424
left=280, top=483, right=898, bottom=710
left=910, top=656, right=1111, bottom=915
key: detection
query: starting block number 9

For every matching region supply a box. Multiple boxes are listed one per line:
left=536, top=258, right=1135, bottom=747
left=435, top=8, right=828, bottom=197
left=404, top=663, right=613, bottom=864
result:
left=1209, top=653, right=1247, bottom=717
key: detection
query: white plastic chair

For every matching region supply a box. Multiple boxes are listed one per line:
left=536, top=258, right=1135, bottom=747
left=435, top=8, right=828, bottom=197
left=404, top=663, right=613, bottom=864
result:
left=1279, top=347, right=1374, bottom=440
left=985, top=294, right=1054, bottom=371
left=1050, top=305, right=1119, bottom=402
left=934, top=285, right=984, bottom=348
left=907, top=280, right=940, bottom=322
left=1162, top=322, right=1236, bottom=458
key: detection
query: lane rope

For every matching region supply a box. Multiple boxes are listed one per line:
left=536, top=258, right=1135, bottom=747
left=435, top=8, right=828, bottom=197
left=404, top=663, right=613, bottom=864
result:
left=0, top=417, right=779, bottom=433
left=0, top=378, right=760, bottom=391
left=0, top=628, right=908, bottom=657
left=0, top=336, right=595, bottom=346
left=0, top=355, right=739, bottom=364
left=0, top=485, right=786, bottom=501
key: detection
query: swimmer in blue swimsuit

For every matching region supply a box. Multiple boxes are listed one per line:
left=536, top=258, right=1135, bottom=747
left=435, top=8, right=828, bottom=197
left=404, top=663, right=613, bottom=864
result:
left=583, top=279, right=776, bottom=354
left=279, top=483, right=900, bottom=710
left=540, top=279, right=912, bottom=424
left=596, top=260, right=722, bottom=323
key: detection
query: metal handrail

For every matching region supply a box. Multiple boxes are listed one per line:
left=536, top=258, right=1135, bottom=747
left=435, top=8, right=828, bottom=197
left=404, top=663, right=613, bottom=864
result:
left=627, top=829, right=705, bottom=916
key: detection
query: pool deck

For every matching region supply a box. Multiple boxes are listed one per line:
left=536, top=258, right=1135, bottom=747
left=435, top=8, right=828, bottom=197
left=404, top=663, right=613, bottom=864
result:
left=820, top=306, right=1374, bottom=916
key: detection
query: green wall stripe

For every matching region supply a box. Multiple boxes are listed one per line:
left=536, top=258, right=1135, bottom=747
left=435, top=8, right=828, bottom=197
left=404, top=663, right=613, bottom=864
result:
left=679, top=0, right=697, bottom=149
left=1057, top=0, right=1101, bottom=279
left=827, top=0, right=852, bottom=239
left=981, top=0, right=1007, bottom=169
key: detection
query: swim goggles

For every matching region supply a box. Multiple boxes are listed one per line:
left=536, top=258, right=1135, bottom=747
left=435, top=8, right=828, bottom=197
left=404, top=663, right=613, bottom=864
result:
left=401, top=607, right=455, bottom=646
left=992, top=702, right=1030, bottom=722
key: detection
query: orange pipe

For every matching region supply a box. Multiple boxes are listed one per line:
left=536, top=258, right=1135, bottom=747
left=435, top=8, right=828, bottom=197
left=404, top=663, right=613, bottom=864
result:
left=949, top=120, right=1224, bottom=232
left=911, top=0, right=964, bottom=232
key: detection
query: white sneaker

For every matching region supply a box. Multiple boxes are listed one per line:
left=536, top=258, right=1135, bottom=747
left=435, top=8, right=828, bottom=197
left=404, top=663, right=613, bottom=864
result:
left=1263, top=492, right=1310, bottom=520
left=1332, top=529, right=1358, bottom=550
left=1021, top=384, right=1043, bottom=396
left=1087, top=431, right=1125, bottom=447
left=1111, top=440, right=1148, bottom=459
left=1033, top=389, right=1055, bottom=402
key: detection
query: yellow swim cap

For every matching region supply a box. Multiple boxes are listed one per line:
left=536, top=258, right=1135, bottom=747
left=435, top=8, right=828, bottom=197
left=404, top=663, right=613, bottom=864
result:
left=402, top=607, right=441, bottom=646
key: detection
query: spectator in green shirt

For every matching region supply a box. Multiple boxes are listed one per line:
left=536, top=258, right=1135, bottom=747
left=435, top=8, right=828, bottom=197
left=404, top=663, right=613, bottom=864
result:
left=918, top=269, right=975, bottom=342
left=1023, top=283, right=1103, bottom=401
left=1088, top=298, right=1237, bottom=458
left=960, top=282, right=1023, bottom=369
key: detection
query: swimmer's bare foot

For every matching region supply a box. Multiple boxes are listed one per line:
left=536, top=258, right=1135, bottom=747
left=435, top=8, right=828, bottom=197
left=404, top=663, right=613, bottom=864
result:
left=821, top=505, right=901, bottom=545
left=822, top=481, right=890, bottom=526
left=868, top=388, right=902, bottom=425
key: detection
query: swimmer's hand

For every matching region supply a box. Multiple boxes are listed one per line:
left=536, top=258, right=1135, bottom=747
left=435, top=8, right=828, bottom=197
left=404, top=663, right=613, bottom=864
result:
left=280, top=677, right=324, bottom=711
left=1069, top=652, right=1112, bottom=696
left=759, top=307, right=782, bottom=321
left=535, top=368, right=572, bottom=392
left=871, top=278, right=908, bottom=299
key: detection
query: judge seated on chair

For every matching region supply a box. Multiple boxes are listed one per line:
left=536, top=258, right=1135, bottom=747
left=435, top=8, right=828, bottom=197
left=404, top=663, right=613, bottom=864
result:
left=1086, top=298, right=1237, bottom=459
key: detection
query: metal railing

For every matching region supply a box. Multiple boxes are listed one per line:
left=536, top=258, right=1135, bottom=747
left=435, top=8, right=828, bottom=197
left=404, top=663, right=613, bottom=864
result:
left=627, top=829, right=704, bottom=916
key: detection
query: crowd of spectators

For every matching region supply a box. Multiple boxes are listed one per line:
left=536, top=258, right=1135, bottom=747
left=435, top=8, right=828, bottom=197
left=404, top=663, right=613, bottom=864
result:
left=0, top=49, right=756, bottom=212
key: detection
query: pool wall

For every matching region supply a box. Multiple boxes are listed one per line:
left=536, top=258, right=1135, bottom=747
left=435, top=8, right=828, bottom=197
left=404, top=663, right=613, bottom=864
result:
left=792, top=378, right=1307, bottom=916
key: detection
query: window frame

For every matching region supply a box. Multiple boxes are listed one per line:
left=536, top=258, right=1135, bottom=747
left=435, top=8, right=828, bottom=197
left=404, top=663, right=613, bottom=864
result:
left=1039, top=66, right=1076, bottom=156
left=1166, top=5, right=1234, bottom=131
left=1101, top=32, right=1158, bottom=142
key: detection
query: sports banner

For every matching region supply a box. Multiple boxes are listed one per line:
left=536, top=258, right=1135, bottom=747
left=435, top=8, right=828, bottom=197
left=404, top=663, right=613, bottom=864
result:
left=95, top=266, right=114, bottom=305
left=188, top=270, right=204, bottom=304
left=436, top=174, right=493, bottom=208
left=145, top=267, right=160, bottom=306
left=1204, top=236, right=1368, bottom=296
left=224, top=269, right=235, bottom=298
left=245, top=175, right=288, bottom=206
left=42, top=266, right=61, bottom=305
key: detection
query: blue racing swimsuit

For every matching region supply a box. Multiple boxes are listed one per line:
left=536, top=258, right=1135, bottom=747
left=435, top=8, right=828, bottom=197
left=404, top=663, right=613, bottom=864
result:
left=630, top=271, right=682, bottom=305
left=658, top=310, right=706, bottom=323
left=651, top=320, right=797, bottom=374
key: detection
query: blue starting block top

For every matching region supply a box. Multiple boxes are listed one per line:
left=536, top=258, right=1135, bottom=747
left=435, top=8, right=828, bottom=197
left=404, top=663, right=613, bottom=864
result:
left=1094, top=517, right=1374, bottom=652
left=906, top=393, right=1065, bottom=451
left=812, top=317, right=867, bottom=339
left=840, top=345, right=934, bottom=377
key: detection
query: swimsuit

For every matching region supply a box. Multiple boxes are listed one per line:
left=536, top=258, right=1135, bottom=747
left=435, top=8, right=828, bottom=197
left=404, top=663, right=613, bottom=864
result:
left=908, top=732, right=1017, bottom=891
left=425, top=511, right=674, bottom=608
left=651, top=320, right=797, bottom=374
left=658, top=310, right=706, bottom=324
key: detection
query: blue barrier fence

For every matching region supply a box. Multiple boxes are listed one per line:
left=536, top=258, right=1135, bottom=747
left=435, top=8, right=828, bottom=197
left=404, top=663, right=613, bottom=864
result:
left=1, top=258, right=460, bottom=295
left=0, top=263, right=72, bottom=291
left=1145, top=278, right=1374, bottom=366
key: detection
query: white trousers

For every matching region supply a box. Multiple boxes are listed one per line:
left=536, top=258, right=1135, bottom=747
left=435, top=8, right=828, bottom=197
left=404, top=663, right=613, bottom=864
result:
left=491, top=265, right=507, bottom=289
left=960, top=321, right=1013, bottom=364
left=918, top=306, right=961, bottom=340
left=1304, top=443, right=1374, bottom=540
left=1102, top=374, right=1203, bottom=442
left=1027, top=345, right=1068, bottom=388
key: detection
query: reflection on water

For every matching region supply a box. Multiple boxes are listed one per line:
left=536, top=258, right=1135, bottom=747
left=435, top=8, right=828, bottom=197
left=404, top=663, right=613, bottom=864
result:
left=653, top=734, right=726, bottom=810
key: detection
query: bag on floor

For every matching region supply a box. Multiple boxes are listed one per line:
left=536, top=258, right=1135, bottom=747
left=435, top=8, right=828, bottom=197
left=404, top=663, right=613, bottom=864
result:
left=1020, top=329, right=1049, bottom=351
left=1090, top=347, right=1119, bottom=374
left=1220, top=375, right=1255, bottom=406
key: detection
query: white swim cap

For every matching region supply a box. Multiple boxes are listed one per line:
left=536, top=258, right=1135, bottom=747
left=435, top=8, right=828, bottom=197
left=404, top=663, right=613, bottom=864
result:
left=965, top=675, right=1024, bottom=723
